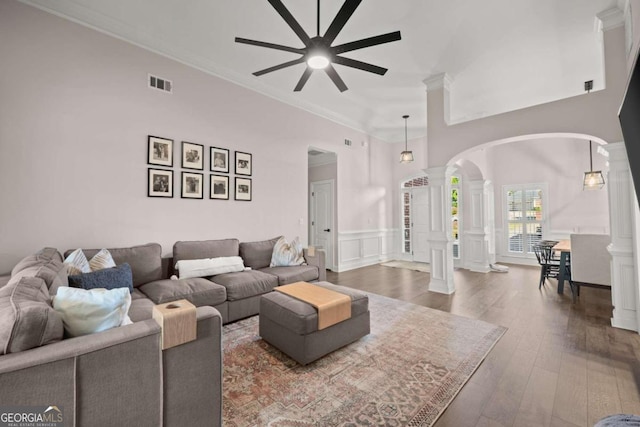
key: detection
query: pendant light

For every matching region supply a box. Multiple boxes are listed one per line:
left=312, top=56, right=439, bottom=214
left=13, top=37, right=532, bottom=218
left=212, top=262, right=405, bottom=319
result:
left=583, top=140, right=605, bottom=190
left=400, top=115, right=414, bottom=163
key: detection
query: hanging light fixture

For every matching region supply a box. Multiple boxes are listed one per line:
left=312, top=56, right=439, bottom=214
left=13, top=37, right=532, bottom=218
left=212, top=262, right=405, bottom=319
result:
left=400, top=115, right=414, bottom=163
left=583, top=140, right=605, bottom=190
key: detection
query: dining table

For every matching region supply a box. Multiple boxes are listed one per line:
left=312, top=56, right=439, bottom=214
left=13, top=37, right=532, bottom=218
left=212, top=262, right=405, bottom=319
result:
left=552, top=239, right=571, bottom=293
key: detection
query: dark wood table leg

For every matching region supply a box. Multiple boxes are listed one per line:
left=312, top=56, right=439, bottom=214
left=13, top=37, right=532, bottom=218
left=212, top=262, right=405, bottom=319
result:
left=557, top=252, right=568, bottom=294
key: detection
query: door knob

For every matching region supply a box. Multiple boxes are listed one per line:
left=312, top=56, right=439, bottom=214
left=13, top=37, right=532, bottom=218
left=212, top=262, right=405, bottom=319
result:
left=324, top=229, right=331, bottom=232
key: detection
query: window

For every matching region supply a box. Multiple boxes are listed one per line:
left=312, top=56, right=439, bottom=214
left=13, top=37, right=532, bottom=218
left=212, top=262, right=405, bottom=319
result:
left=504, top=184, right=546, bottom=256
left=451, top=176, right=460, bottom=259
left=401, top=176, right=429, bottom=254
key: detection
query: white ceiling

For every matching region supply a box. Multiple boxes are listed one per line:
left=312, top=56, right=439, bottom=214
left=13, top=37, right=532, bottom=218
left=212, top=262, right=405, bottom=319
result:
left=21, top=0, right=618, bottom=142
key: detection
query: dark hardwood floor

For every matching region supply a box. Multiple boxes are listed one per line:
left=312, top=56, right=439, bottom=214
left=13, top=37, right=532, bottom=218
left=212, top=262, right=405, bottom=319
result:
left=326, top=263, right=640, bottom=427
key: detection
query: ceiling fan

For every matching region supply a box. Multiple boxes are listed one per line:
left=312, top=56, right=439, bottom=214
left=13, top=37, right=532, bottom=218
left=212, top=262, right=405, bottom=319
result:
left=235, top=0, right=402, bottom=92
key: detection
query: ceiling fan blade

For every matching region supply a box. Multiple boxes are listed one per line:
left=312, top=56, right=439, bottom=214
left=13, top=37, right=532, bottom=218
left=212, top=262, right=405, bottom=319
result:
left=325, top=64, right=348, bottom=92
left=267, top=0, right=311, bottom=45
left=333, top=31, right=402, bottom=54
left=294, top=67, right=314, bottom=92
left=253, top=57, right=306, bottom=76
left=332, top=56, right=387, bottom=75
left=235, top=37, right=305, bottom=54
left=323, top=0, right=362, bottom=45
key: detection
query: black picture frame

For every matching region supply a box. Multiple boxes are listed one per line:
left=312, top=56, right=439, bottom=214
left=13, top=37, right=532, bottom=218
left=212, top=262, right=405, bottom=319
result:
left=148, top=168, right=173, bottom=198
left=147, top=135, right=173, bottom=167
left=210, top=174, right=230, bottom=200
left=235, top=151, right=252, bottom=176
left=210, top=147, right=230, bottom=173
left=181, top=141, right=204, bottom=170
left=181, top=172, right=204, bottom=199
left=235, top=177, right=252, bottom=201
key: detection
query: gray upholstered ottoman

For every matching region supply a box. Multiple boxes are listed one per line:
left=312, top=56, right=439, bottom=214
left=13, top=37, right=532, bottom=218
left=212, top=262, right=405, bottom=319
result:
left=259, top=281, right=370, bottom=365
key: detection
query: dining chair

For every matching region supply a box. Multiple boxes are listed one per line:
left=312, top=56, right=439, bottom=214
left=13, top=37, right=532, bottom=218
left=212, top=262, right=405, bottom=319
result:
left=533, top=243, right=560, bottom=288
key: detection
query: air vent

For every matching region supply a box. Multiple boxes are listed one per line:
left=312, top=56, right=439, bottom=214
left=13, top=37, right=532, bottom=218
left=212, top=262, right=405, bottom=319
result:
left=344, top=139, right=352, bottom=147
left=149, top=74, right=172, bottom=93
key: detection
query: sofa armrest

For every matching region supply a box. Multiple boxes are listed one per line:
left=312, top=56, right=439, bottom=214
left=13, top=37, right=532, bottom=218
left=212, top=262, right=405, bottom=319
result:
left=162, top=306, right=223, bottom=427
left=0, top=320, right=163, bottom=426
left=304, top=248, right=326, bottom=282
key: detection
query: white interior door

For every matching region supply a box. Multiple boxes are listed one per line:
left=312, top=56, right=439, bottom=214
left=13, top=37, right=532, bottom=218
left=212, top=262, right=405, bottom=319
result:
left=412, top=188, right=430, bottom=263
left=310, top=180, right=334, bottom=270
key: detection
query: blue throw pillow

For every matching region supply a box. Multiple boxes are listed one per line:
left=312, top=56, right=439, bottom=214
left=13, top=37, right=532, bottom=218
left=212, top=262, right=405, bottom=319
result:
left=68, top=263, right=133, bottom=293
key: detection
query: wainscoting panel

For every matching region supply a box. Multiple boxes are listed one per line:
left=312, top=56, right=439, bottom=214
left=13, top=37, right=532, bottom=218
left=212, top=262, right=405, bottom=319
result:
left=336, top=229, right=399, bottom=272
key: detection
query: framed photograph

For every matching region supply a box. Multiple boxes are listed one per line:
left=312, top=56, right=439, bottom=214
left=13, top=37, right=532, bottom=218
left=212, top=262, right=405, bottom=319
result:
left=182, top=141, right=204, bottom=170
left=210, top=174, right=229, bottom=200
left=148, top=136, right=173, bottom=167
left=148, top=168, right=173, bottom=198
left=235, top=177, right=252, bottom=201
left=210, top=147, right=230, bottom=173
left=235, top=151, right=252, bottom=176
left=181, top=172, right=203, bottom=199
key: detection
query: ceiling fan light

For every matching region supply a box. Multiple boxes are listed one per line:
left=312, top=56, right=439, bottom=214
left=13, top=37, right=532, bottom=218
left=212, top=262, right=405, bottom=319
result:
left=307, top=54, right=330, bottom=70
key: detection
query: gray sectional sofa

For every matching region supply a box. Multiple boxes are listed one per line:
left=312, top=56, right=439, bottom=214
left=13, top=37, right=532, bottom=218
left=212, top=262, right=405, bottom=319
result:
left=0, top=237, right=325, bottom=426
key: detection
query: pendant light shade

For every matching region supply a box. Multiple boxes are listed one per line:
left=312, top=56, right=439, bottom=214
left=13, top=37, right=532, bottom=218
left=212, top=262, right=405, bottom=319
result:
left=583, top=140, right=605, bottom=190
left=400, top=115, right=414, bottom=163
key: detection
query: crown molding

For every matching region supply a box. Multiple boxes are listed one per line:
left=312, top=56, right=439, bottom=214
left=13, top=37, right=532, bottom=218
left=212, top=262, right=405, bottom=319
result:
left=596, top=7, right=625, bottom=32
left=422, top=73, right=453, bottom=92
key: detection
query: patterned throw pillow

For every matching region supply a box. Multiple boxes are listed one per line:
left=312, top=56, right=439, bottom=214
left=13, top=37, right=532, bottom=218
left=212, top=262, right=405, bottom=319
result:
left=88, top=248, right=116, bottom=271
left=270, top=236, right=305, bottom=267
left=64, top=248, right=116, bottom=275
left=63, top=248, right=90, bottom=276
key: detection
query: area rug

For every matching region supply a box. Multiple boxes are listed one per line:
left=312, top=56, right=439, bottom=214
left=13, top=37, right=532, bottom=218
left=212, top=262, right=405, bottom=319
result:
left=222, top=293, right=506, bottom=426
left=381, top=260, right=431, bottom=273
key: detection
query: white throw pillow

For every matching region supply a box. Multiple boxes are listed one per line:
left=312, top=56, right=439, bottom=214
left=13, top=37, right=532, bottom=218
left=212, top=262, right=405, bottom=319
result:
left=270, top=236, right=305, bottom=267
left=53, top=287, right=132, bottom=337
left=175, top=256, right=246, bottom=279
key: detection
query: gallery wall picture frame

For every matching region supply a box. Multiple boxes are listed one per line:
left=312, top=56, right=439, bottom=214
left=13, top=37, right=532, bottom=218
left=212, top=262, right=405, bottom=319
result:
left=210, top=147, right=230, bottom=173
left=181, top=172, right=204, bottom=199
left=235, top=151, right=252, bottom=176
left=210, top=174, right=230, bottom=200
left=148, top=135, right=173, bottom=167
left=148, top=168, right=173, bottom=198
left=182, top=141, right=204, bottom=170
left=235, top=177, right=252, bottom=201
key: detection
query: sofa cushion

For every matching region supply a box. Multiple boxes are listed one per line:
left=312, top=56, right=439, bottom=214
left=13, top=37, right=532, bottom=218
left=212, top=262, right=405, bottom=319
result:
left=128, top=290, right=156, bottom=322
left=173, top=239, right=240, bottom=263
left=239, top=236, right=281, bottom=270
left=10, top=247, right=68, bottom=292
left=53, top=287, right=132, bottom=337
left=139, top=278, right=227, bottom=307
left=0, top=276, right=64, bottom=354
left=259, top=265, right=320, bottom=286
left=65, top=243, right=163, bottom=288
left=68, top=263, right=134, bottom=293
left=211, top=270, right=278, bottom=301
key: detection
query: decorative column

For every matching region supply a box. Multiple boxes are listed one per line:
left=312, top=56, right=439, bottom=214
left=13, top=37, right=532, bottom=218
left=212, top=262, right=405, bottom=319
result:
left=605, top=142, right=638, bottom=332
left=463, top=180, right=493, bottom=273
left=425, top=166, right=456, bottom=294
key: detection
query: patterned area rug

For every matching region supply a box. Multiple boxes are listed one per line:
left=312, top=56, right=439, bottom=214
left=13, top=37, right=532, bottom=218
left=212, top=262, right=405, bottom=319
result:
left=222, top=293, right=506, bottom=426
left=380, top=260, right=431, bottom=273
